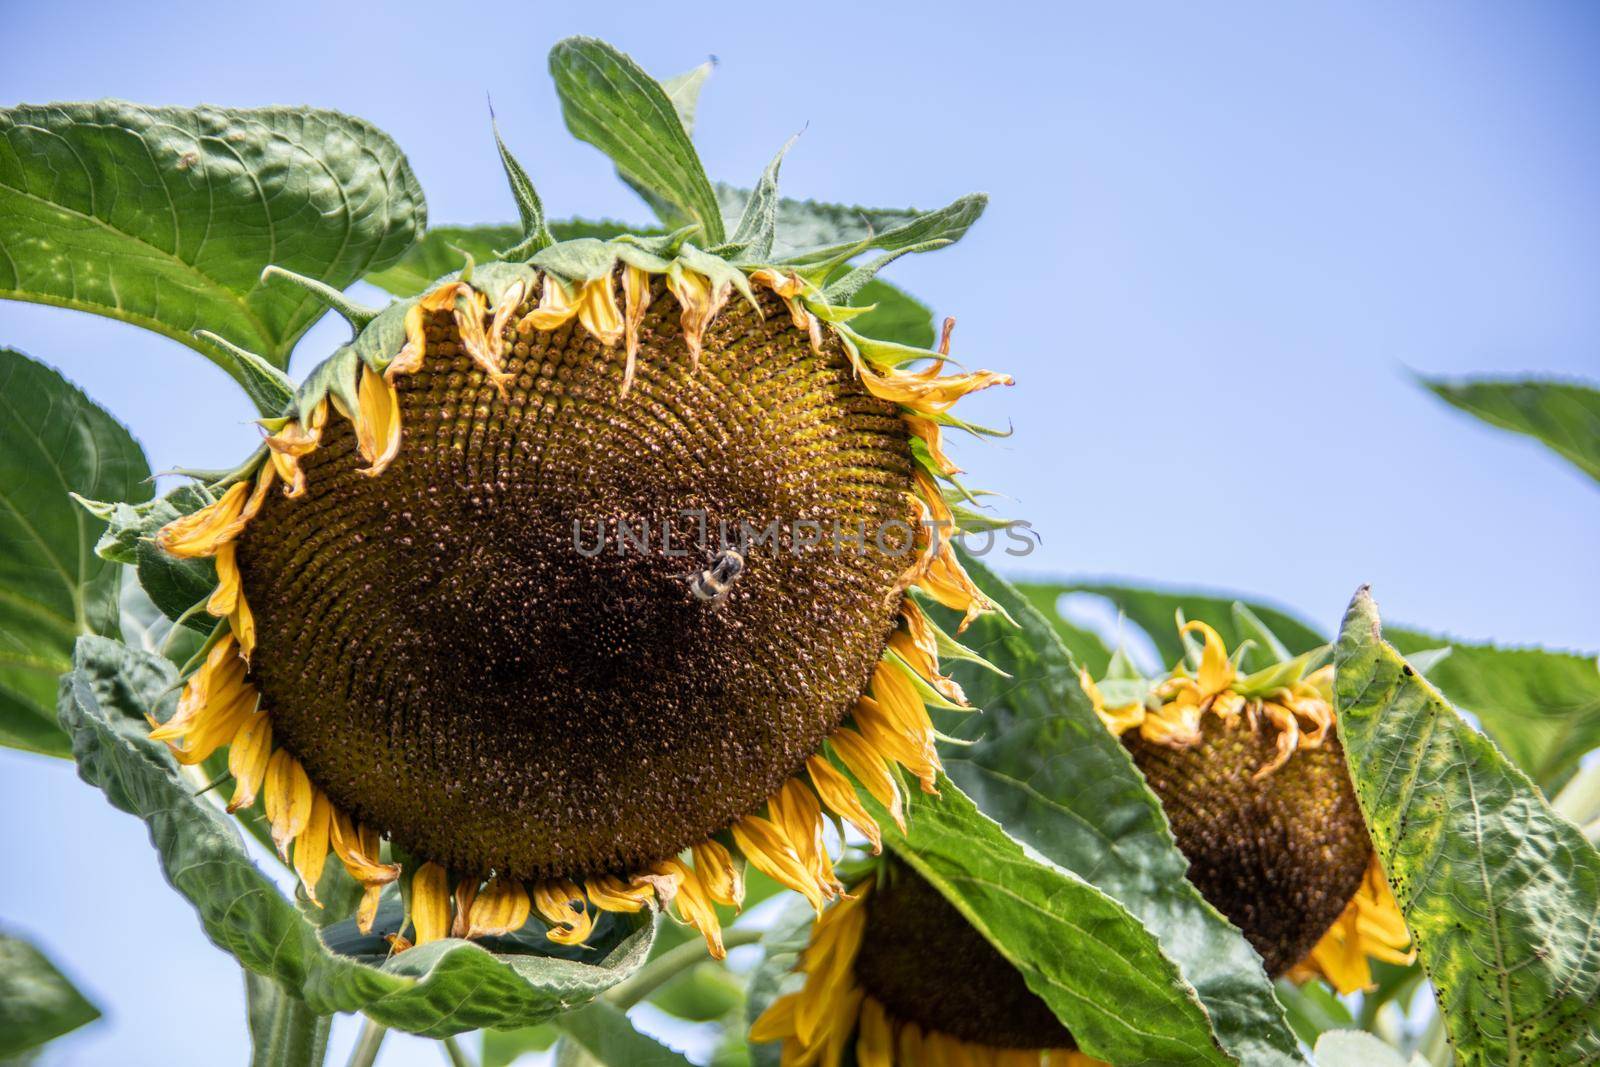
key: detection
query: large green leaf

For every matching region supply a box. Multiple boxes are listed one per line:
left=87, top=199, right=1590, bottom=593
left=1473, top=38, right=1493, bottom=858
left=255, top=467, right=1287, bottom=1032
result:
left=0, top=929, right=101, bottom=1058
left=1424, top=376, right=1600, bottom=483
left=1334, top=588, right=1600, bottom=1063
left=553, top=1001, right=693, bottom=1066
left=941, top=560, right=1308, bottom=1065
left=0, top=102, right=425, bottom=383
left=1385, top=628, right=1600, bottom=790
left=868, top=777, right=1231, bottom=1065
left=58, top=635, right=655, bottom=1036
left=549, top=38, right=725, bottom=244
left=0, top=348, right=149, bottom=757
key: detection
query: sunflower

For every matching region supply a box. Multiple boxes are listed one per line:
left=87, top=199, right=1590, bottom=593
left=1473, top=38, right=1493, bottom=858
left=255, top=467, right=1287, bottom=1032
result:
left=1079, top=617, right=1415, bottom=993
left=751, top=857, right=1102, bottom=1066
left=143, top=64, right=1010, bottom=956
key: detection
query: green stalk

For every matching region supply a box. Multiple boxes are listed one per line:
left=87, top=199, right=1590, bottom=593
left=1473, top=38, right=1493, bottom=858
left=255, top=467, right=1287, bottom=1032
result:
left=440, top=1035, right=475, bottom=1067
left=246, top=971, right=331, bottom=1067
left=345, top=1018, right=387, bottom=1067
left=603, top=926, right=763, bottom=1010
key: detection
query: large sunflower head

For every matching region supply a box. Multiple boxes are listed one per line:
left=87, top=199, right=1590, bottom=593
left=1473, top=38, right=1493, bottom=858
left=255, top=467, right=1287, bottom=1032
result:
left=1080, top=613, right=1414, bottom=991
left=144, top=48, right=1011, bottom=957
left=752, top=856, right=1101, bottom=1066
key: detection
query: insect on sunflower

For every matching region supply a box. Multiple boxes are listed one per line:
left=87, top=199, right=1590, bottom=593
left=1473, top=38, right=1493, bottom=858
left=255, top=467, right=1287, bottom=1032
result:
left=144, top=40, right=1012, bottom=956
left=751, top=857, right=1103, bottom=1066
left=1080, top=614, right=1416, bottom=992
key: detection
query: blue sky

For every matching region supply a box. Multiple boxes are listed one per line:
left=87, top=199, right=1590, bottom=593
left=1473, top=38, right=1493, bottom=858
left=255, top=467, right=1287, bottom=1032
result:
left=1, top=2, right=1596, bottom=1063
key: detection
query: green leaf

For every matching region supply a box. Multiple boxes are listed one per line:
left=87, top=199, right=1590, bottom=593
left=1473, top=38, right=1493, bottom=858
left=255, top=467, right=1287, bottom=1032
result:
left=365, top=220, right=645, bottom=298
left=1313, top=1030, right=1428, bottom=1067
left=1386, top=628, right=1600, bottom=791
left=939, top=558, right=1308, bottom=1066
left=1273, top=979, right=1353, bottom=1048
left=553, top=1001, right=693, bottom=1066
left=646, top=961, right=744, bottom=1022
left=0, top=348, right=149, bottom=757
left=483, top=1023, right=559, bottom=1067
left=866, top=776, right=1232, bottom=1065
left=1016, top=581, right=1325, bottom=675
left=58, top=635, right=656, bottom=1036
left=845, top=278, right=936, bottom=349
left=243, top=971, right=330, bottom=1067
left=549, top=38, right=725, bottom=244
left=781, top=193, right=987, bottom=269
left=1423, top=376, right=1600, bottom=483
left=711, top=186, right=920, bottom=261
left=0, top=929, right=101, bottom=1058
left=0, top=102, right=426, bottom=385
left=1334, top=588, right=1600, bottom=1064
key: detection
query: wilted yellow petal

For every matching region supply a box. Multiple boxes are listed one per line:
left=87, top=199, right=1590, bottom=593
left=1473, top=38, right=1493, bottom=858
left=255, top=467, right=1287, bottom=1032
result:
left=828, top=728, right=905, bottom=832
left=748, top=991, right=800, bottom=1043
left=691, top=840, right=744, bottom=909
left=330, top=810, right=399, bottom=888
left=577, top=275, right=624, bottom=347
left=263, top=749, right=313, bottom=858
left=467, top=877, right=532, bottom=938
left=1179, top=620, right=1234, bottom=698
left=585, top=874, right=657, bottom=913
left=354, top=366, right=403, bottom=477
left=293, top=790, right=333, bottom=905
left=620, top=265, right=651, bottom=396
left=533, top=880, right=593, bottom=946
left=155, top=481, right=248, bottom=559
left=807, top=754, right=881, bottom=853
left=658, top=858, right=725, bottom=960
left=410, top=862, right=451, bottom=946
left=731, top=815, right=830, bottom=914
left=226, top=711, right=271, bottom=812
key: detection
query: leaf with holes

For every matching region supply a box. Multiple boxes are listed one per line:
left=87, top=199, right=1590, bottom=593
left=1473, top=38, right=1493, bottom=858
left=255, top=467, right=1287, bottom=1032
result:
left=1335, top=588, right=1600, bottom=1064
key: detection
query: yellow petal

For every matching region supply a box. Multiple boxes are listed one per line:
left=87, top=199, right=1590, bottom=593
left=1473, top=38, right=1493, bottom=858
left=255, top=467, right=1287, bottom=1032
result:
left=263, top=749, right=313, bottom=858
left=207, top=542, right=241, bottom=617
left=584, top=874, right=657, bottom=914
left=467, top=877, right=532, bottom=938
left=770, top=779, right=841, bottom=897
left=620, top=265, right=652, bottom=396
left=658, top=858, right=725, bottom=959
left=828, top=728, right=905, bottom=832
left=533, top=880, right=593, bottom=946
left=230, top=594, right=256, bottom=662
left=155, top=481, right=248, bottom=559
left=904, top=413, right=962, bottom=475
left=691, top=839, right=744, bottom=909
left=855, top=996, right=894, bottom=1067
left=226, top=711, right=271, bottom=812
left=293, top=790, right=333, bottom=905
left=354, top=365, right=403, bottom=477
left=807, top=754, right=881, bottom=853
left=410, top=862, right=451, bottom=946
left=577, top=275, right=624, bottom=347
left=330, top=810, right=400, bottom=888
left=749, top=991, right=801, bottom=1044
left=731, top=815, right=830, bottom=914
left=451, top=880, right=480, bottom=939
left=520, top=275, right=580, bottom=331
left=1179, top=620, right=1234, bottom=697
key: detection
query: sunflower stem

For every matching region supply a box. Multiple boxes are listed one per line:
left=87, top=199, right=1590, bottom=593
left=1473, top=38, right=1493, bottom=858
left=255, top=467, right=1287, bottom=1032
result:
left=603, top=926, right=763, bottom=1010
left=245, top=970, right=331, bottom=1067
left=345, top=1018, right=387, bottom=1067
left=439, top=1035, right=475, bottom=1067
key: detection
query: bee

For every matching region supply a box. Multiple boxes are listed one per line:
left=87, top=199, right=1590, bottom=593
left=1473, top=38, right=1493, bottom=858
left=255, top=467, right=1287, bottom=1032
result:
left=683, top=547, right=745, bottom=608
